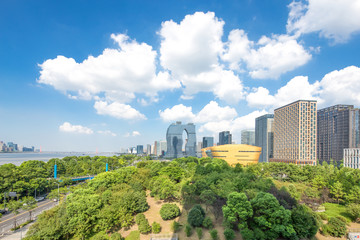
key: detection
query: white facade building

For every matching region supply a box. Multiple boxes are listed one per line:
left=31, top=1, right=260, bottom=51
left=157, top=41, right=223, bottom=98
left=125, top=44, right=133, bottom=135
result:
left=344, top=148, right=360, bottom=169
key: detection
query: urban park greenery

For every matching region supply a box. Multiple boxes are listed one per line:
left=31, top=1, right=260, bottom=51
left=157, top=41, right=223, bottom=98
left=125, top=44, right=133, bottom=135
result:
left=9, top=155, right=360, bottom=239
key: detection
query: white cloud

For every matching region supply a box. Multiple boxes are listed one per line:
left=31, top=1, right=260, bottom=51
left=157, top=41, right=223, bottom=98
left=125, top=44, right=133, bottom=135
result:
left=159, top=12, right=246, bottom=103
left=97, top=130, right=117, bottom=137
left=159, top=11, right=224, bottom=76
left=195, top=101, right=237, bottom=123
left=287, top=0, right=360, bottom=43
left=125, top=131, right=141, bottom=137
left=222, top=31, right=312, bottom=79
left=38, top=33, right=180, bottom=119
left=94, top=101, right=147, bottom=120
left=318, top=66, right=360, bottom=106
left=246, top=65, right=360, bottom=110
left=159, top=104, right=196, bottom=122
left=59, top=122, right=93, bottom=134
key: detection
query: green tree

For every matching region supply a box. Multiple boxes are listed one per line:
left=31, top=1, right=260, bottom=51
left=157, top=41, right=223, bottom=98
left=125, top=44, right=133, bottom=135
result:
left=196, top=227, right=203, bottom=239
left=187, top=205, right=205, bottom=227
left=135, top=213, right=151, bottom=234
left=185, top=224, right=192, bottom=237
left=8, top=200, right=22, bottom=229
left=291, top=205, right=318, bottom=239
left=347, top=203, right=360, bottom=222
left=250, top=192, right=296, bottom=240
left=222, top=192, right=252, bottom=229
left=224, top=228, right=235, bottom=240
left=330, top=181, right=344, bottom=203
left=210, top=229, right=218, bottom=240
left=160, top=203, right=180, bottom=220
left=199, top=190, right=216, bottom=211
left=152, top=222, right=161, bottom=234
left=22, top=196, right=37, bottom=221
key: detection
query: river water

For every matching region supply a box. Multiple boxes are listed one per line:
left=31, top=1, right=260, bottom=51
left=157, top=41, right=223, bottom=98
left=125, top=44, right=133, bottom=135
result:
left=0, top=152, right=118, bottom=166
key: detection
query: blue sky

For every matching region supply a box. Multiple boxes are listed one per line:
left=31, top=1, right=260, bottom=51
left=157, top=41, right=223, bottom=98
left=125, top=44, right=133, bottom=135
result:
left=1, top=0, right=360, bottom=152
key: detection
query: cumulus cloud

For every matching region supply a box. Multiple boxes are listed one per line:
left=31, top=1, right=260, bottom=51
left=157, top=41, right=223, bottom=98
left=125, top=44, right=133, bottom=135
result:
left=195, top=101, right=237, bottom=123
left=287, top=0, right=360, bottom=43
left=38, top=33, right=180, bottom=120
left=159, top=104, right=195, bottom=122
left=246, top=66, right=360, bottom=110
left=125, top=131, right=141, bottom=137
left=94, top=101, right=147, bottom=120
left=59, top=122, right=93, bottom=134
left=159, top=12, right=246, bottom=103
left=222, top=30, right=312, bottom=79
left=97, top=130, right=117, bottom=137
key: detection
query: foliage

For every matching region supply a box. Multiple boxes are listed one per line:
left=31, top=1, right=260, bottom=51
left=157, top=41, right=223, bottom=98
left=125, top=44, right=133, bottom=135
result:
left=318, top=212, right=328, bottom=220
left=185, top=224, right=192, bottom=237
left=347, top=203, right=360, bottom=222
left=291, top=205, right=319, bottom=240
left=324, top=217, right=347, bottom=237
left=135, top=214, right=151, bottom=234
left=110, top=233, right=124, bottom=240
left=187, top=205, right=205, bottom=227
left=224, top=228, right=235, bottom=240
left=159, top=203, right=180, bottom=220
left=171, top=221, right=181, bottom=232
left=268, top=186, right=297, bottom=210
left=196, top=227, right=203, bottom=239
left=91, top=231, right=110, bottom=240
left=22, top=196, right=37, bottom=221
left=202, top=216, right=213, bottom=229
left=152, top=222, right=161, bottom=234
left=222, top=192, right=252, bottom=229
left=323, top=202, right=352, bottom=222
left=210, top=229, right=218, bottom=240
left=125, top=231, right=140, bottom=240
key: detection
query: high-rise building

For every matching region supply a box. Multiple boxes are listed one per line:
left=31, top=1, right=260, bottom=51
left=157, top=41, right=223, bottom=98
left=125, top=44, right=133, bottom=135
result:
left=241, top=130, right=255, bottom=146
left=196, top=142, right=203, bottom=153
left=255, top=114, right=274, bottom=163
left=154, top=140, right=167, bottom=156
left=219, top=131, right=232, bottom=145
left=165, top=122, right=196, bottom=159
left=136, top=145, right=144, bottom=154
left=317, top=105, right=360, bottom=164
left=146, top=144, right=152, bottom=155
left=344, top=148, right=360, bottom=169
left=202, top=137, right=214, bottom=148
left=271, top=100, right=317, bottom=165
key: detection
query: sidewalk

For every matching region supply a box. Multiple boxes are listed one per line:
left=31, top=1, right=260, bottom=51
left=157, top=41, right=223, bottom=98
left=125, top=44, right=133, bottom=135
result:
left=0, top=223, right=33, bottom=240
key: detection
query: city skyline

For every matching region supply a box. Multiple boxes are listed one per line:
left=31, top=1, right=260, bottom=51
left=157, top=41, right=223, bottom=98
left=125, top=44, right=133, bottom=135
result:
left=1, top=0, right=360, bottom=151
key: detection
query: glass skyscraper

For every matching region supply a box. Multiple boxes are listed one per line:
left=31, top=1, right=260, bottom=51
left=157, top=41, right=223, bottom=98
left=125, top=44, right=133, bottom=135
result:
left=317, top=105, right=360, bottom=164
left=241, top=130, right=255, bottom=146
left=219, top=131, right=232, bottom=145
left=255, top=114, right=274, bottom=163
left=203, top=137, right=214, bottom=148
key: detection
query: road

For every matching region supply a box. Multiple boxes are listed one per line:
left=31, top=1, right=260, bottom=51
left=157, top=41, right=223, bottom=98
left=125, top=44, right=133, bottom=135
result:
left=0, top=199, right=58, bottom=237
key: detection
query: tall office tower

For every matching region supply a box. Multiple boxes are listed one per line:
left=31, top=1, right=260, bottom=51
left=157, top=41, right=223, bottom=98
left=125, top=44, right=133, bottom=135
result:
left=343, top=148, right=360, bottom=169
left=241, top=130, right=255, bottom=146
left=255, top=114, right=274, bottom=163
left=219, top=131, right=232, bottom=145
left=271, top=100, right=317, bottom=165
left=203, top=137, right=214, bottom=148
left=196, top=142, right=203, bottom=153
left=160, top=141, right=167, bottom=156
left=136, top=145, right=144, bottom=154
left=317, top=105, right=360, bottom=164
left=146, top=144, right=151, bottom=155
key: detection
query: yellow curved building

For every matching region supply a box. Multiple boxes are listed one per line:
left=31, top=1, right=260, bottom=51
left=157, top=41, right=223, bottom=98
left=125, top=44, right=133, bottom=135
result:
left=201, top=144, right=261, bottom=166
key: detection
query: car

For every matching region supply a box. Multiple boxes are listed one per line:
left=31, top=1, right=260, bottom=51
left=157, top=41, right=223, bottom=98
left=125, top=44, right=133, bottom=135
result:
left=53, top=198, right=58, bottom=202
left=35, top=197, right=45, bottom=202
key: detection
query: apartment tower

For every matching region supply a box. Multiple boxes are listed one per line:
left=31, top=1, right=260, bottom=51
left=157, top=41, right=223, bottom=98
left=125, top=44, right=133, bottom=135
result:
left=271, top=100, right=317, bottom=165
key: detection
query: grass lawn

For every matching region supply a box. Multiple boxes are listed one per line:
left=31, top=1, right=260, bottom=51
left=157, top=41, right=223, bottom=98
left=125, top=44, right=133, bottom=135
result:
left=125, top=230, right=140, bottom=240
left=323, top=203, right=352, bottom=222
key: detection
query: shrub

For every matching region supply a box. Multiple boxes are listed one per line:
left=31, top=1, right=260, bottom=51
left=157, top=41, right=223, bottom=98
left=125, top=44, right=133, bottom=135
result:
left=135, top=213, right=151, bottom=234
left=210, top=229, right=218, bottom=240
left=185, top=224, right=192, bottom=237
left=347, top=203, right=360, bottom=222
left=224, top=228, right=235, bottom=240
left=171, top=221, right=181, bottom=232
left=187, top=205, right=205, bottom=227
left=326, top=217, right=347, bottom=237
left=318, top=212, right=328, bottom=220
left=160, top=204, right=180, bottom=220
left=152, top=222, right=161, bottom=234
left=196, top=227, right=203, bottom=239
left=336, top=216, right=350, bottom=225
left=202, top=216, right=213, bottom=229
left=91, top=232, right=109, bottom=240
left=110, top=233, right=124, bottom=240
